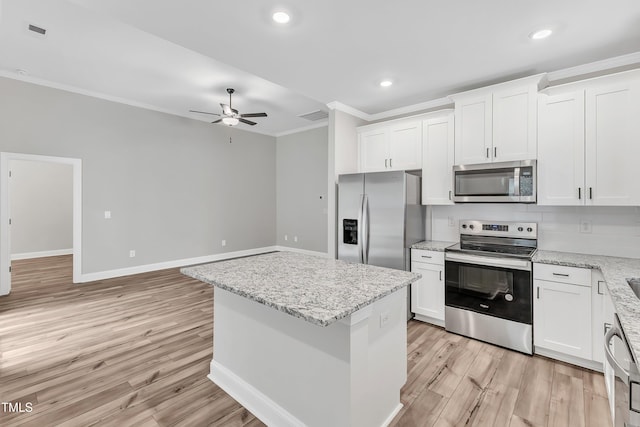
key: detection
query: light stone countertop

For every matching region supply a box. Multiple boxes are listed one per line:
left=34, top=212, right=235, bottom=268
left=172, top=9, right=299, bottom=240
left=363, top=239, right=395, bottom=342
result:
left=181, top=251, right=420, bottom=327
left=533, top=250, right=640, bottom=363
left=411, top=240, right=457, bottom=252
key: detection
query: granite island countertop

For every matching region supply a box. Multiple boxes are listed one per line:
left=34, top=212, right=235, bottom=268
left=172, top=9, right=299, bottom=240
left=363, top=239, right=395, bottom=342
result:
left=181, top=251, right=420, bottom=327
left=533, top=250, right=640, bottom=363
left=411, top=240, right=457, bottom=252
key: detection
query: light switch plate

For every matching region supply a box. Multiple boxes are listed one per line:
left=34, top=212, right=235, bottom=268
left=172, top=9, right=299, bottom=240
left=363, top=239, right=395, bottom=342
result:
left=104, top=211, right=111, bottom=219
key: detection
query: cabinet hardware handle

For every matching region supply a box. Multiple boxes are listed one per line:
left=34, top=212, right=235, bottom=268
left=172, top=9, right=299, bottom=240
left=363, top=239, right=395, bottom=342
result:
left=537, top=286, right=540, bottom=299
left=421, top=255, right=432, bottom=259
left=389, top=158, right=392, bottom=168
left=589, top=187, right=593, bottom=199
left=385, top=159, right=388, bottom=168
left=552, top=272, right=570, bottom=277
left=449, top=190, right=452, bottom=200
left=598, top=280, right=605, bottom=295
left=486, top=148, right=490, bottom=158
left=578, top=188, right=582, bottom=200
left=494, top=147, right=497, bottom=158
left=439, top=270, right=442, bottom=281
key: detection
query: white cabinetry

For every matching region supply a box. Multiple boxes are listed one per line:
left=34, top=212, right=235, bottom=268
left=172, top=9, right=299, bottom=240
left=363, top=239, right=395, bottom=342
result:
left=410, top=249, right=445, bottom=326
left=534, top=264, right=592, bottom=361
left=358, top=120, right=421, bottom=172
left=591, top=269, right=609, bottom=364
left=452, top=75, right=543, bottom=165
left=537, top=70, right=640, bottom=206
left=422, top=113, right=455, bottom=205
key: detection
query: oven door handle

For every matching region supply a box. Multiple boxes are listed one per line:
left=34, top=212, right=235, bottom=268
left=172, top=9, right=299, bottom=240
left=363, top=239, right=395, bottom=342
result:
left=445, top=252, right=532, bottom=271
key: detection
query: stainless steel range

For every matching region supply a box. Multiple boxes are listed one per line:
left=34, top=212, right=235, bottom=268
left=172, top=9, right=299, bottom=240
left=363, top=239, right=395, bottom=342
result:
left=444, top=220, right=537, bottom=354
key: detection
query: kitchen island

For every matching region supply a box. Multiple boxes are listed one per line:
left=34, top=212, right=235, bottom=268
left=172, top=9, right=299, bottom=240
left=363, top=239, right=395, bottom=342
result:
left=181, top=251, right=420, bottom=427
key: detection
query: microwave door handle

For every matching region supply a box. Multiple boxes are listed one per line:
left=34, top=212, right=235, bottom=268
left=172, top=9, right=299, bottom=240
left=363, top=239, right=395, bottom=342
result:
left=604, top=324, right=631, bottom=384
left=513, top=167, right=520, bottom=196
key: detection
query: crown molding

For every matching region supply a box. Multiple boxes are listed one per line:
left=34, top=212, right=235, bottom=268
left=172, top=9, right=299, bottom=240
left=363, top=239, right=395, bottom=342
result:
left=325, top=101, right=370, bottom=120
left=367, top=97, right=453, bottom=121
left=547, top=51, right=640, bottom=83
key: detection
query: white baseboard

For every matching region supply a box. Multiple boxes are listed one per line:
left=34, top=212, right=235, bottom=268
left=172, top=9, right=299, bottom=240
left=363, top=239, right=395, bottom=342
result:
left=382, top=403, right=404, bottom=427
left=208, top=359, right=305, bottom=427
left=78, top=246, right=279, bottom=283
left=11, top=248, right=73, bottom=260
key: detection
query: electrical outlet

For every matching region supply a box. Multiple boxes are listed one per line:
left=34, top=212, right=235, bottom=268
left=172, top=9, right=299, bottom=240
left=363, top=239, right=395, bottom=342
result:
left=580, top=220, right=592, bottom=234
left=284, top=234, right=288, bottom=241
left=294, top=236, right=298, bottom=242
left=104, top=211, right=111, bottom=219
left=221, top=240, right=226, bottom=247
left=380, top=311, right=390, bottom=328
left=129, top=250, right=136, bottom=258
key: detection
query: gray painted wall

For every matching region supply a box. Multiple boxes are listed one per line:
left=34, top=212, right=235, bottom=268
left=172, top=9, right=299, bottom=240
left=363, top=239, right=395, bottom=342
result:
left=9, top=160, right=73, bottom=257
left=276, top=126, right=328, bottom=253
left=0, top=77, right=276, bottom=274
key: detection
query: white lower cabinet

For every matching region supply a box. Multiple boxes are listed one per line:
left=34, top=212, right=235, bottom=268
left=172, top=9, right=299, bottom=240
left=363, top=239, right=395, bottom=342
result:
left=533, top=264, right=593, bottom=363
left=410, top=249, right=445, bottom=327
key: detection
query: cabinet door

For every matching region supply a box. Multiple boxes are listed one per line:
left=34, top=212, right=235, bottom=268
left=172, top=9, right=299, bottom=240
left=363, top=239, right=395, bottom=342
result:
left=492, top=85, right=537, bottom=162
left=410, top=262, right=444, bottom=324
left=585, top=79, right=640, bottom=205
left=422, top=115, right=454, bottom=205
left=454, top=94, right=492, bottom=165
left=534, top=279, right=592, bottom=360
left=388, top=121, right=421, bottom=170
left=591, top=270, right=607, bottom=364
left=537, top=91, right=586, bottom=205
left=359, top=128, right=389, bottom=172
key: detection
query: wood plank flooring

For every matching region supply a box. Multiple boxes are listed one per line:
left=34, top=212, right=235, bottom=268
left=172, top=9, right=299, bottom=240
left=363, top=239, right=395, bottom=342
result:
left=0, top=255, right=612, bottom=426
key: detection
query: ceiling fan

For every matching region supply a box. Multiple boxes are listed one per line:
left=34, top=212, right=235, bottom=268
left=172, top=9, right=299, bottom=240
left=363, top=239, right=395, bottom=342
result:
left=189, top=88, right=267, bottom=126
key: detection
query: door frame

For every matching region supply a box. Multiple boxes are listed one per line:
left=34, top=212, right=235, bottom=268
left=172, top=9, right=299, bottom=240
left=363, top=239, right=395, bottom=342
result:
left=0, top=152, right=82, bottom=295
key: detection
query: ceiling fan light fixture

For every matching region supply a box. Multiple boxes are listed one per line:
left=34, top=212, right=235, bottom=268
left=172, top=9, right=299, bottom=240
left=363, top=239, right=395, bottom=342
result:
left=222, top=117, right=239, bottom=126
left=272, top=11, right=291, bottom=24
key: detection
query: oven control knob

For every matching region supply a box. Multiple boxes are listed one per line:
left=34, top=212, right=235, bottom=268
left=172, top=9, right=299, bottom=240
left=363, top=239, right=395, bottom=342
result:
left=527, top=227, right=533, bottom=232
left=462, top=224, right=467, bottom=229
left=517, top=226, right=524, bottom=232
left=505, top=293, right=514, bottom=302
left=469, top=224, right=474, bottom=230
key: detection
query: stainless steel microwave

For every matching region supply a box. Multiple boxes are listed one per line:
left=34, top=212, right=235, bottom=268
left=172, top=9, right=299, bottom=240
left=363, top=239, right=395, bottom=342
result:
left=452, top=160, right=536, bottom=203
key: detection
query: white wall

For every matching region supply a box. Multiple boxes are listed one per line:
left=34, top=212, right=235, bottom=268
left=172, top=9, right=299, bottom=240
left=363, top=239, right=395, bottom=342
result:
left=9, top=160, right=73, bottom=258
left=276, top=126, right=328, bottom=253
left=0, top=77, right=276, bottom=277
left=431, top=204, right=640, bottom=258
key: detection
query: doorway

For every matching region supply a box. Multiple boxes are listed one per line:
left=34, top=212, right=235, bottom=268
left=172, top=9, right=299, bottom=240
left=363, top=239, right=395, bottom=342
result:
left=0, top=153, right=82, bottom=296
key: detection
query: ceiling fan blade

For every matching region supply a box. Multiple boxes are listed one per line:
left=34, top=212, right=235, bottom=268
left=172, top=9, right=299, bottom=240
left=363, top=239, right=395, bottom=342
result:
left=189, top=109, right=220, bottom=116
left=239, top=118, right=257, bottom=126
left=240, top=112, right=268, bottom=118
left=232, top=108, right=239, bottom=114
left=211, top=119, right=223, bottom=124
left=220, top=103, right=233, bottom=116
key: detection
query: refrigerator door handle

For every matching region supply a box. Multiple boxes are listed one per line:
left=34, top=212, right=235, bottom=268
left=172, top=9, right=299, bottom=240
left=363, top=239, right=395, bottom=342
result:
left=358, top=194, right=365, bottom=263
left=362, top=194, right=370, bottom=264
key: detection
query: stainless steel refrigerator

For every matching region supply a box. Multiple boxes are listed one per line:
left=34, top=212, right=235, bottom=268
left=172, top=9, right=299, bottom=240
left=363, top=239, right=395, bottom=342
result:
left=338, top=171, right=426, bottom=272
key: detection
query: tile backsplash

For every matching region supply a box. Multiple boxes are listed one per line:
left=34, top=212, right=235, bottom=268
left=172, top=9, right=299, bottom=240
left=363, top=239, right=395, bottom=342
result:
left=431, top=204, right=640, bottom=258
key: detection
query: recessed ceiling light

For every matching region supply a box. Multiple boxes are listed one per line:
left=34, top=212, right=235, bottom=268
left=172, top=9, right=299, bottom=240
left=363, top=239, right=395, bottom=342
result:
left=380, top=80, right=393, bottom=87
left=530, top=28, right=553, bottom=40
left=272, top=11, right=291, bottom=24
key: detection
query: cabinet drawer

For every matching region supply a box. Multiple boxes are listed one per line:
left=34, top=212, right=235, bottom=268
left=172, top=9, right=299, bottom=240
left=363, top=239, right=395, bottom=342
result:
left=411, top=249, right=444, bottom=265
left=533, top=263, right=591, bottom=286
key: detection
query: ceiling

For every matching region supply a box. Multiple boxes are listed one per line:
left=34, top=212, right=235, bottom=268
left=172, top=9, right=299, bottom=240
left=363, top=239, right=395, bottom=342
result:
left=1, top=0, right=640, bottom=136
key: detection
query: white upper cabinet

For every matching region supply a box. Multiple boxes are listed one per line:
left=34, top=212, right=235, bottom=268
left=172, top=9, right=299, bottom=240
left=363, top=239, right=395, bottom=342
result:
left=358, top=120, right=421, bottom=172
left=422, top=113, right=455, bottom=205
left=452, top=75, right=544, bottom=165
left=538, top=70, right=640, bottom=206
left=454, top=94, right=492, bottom=165
left=537, top=91, right=586, bottom=205
left=585, top=79, right=640, bottom=205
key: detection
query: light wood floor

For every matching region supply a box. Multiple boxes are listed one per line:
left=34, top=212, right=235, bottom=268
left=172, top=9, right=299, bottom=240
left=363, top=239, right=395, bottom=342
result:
left=0, top=256, right=612, bottom=426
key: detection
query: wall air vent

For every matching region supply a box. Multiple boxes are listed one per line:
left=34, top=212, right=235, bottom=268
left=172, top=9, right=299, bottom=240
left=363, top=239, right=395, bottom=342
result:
left=298, top=110, right=329, bottom=121
left=27, top=24, right=47, bottom=36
